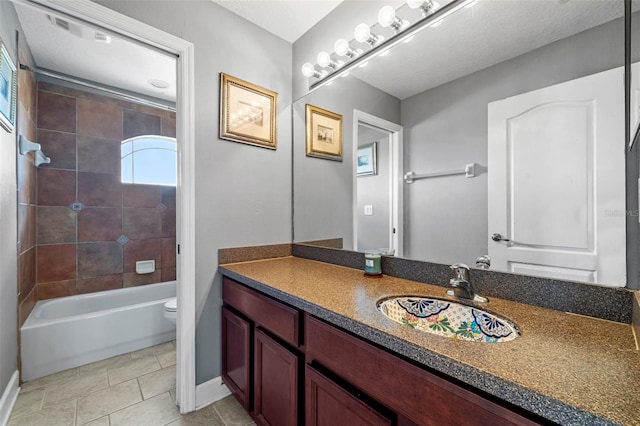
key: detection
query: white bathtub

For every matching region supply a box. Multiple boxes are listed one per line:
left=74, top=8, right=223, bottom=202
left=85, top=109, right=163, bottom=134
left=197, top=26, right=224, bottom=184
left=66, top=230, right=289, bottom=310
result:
left=21, top=281, right=176, bottom=381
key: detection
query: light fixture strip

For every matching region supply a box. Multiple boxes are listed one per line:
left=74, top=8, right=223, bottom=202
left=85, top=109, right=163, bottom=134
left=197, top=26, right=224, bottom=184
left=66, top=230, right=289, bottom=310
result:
left=308, top=0, right=475, bottom=92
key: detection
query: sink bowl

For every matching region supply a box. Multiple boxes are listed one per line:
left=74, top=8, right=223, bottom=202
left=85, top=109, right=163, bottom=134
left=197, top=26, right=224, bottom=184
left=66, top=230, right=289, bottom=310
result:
left=378, top=297, right=519, bottom=343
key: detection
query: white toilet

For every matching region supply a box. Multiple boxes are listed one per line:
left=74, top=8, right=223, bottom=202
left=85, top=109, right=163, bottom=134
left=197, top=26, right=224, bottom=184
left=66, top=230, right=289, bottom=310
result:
left=164, top=297, right=177, bottom=325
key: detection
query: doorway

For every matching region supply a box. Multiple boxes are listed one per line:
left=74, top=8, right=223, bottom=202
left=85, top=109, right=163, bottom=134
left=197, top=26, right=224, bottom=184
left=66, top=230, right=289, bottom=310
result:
left=10, top=0, right=196, bottom=412
left=352, top=110, right=403, bottom=257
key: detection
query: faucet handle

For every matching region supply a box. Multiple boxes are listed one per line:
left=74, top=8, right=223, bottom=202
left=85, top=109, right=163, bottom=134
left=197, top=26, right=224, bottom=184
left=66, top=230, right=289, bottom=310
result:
left=450, top=263, right=470, bottom=280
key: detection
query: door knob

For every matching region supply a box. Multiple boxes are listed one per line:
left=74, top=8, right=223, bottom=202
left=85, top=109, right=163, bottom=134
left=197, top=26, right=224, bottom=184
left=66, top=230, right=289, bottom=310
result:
left=491, top=233, right=510, bottom=242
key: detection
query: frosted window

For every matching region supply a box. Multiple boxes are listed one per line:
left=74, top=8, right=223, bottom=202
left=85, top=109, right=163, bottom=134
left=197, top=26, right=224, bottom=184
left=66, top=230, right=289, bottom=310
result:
left=121, top=135, right=177, bottom=186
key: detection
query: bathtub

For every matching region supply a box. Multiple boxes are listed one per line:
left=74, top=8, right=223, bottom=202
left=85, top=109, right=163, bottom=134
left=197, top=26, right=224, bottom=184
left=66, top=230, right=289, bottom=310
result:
left=21, top=281, right=176, bottom=381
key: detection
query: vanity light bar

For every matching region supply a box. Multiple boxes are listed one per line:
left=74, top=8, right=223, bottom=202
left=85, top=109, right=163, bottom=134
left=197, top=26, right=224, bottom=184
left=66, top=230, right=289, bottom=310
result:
left=304, top=0, right=477, bottom=93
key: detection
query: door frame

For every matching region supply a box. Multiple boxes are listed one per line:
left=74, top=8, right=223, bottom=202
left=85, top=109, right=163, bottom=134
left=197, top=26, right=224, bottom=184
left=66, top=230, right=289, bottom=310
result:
left=352, top=110, right=403, bottom=257
left=12, top=0, right=197, bottom=412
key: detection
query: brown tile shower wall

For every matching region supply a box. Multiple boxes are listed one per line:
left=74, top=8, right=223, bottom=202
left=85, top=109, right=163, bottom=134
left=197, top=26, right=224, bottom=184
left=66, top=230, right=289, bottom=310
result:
left=17, top=64, right=38, bottom=327
left=34, top=82, right=176, bottom=300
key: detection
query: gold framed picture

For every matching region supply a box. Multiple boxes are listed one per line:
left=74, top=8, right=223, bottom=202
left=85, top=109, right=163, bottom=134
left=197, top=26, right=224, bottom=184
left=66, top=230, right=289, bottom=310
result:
left=219, top=73, right=277, bottom=149
left=305, top=104, right=343, bottom=161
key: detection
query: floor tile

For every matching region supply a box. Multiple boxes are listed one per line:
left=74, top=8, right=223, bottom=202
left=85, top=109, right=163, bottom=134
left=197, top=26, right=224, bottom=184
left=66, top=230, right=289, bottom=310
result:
left=20, top=368, right=78, bottom=393
left=8, top=399, right=76, bottom=426
left=169, top=388, right=176, bottom=404
left=43, top=370, right=109, bottom=408
left=212, top=395, right=254, bottom=425
left=8, top=387, right=44, bottom=420
left=108, top=355, right=160, bottom=386
left=130, top=342, right=174, bottom=360
left=138, top=365, right=176, bottom=400
left=76, top=378, right=142, bottom=425
left=156, top=347, right=176, bottom=368
left=166, top=405, right=225, bottom=425
left=80, top=416, right=110, bottom=426
left=78, top=353, right=132, bottom=375
left=109, top=392, right=180, bottom=426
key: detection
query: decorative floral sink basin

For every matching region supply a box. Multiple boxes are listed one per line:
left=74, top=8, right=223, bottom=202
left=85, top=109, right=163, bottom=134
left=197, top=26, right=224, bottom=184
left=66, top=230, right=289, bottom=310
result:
left=378, top=297, right=519, bottom=343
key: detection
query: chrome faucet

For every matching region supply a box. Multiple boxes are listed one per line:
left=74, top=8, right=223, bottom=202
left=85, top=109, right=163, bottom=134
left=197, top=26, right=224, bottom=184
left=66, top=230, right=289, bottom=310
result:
left=447, top=263, right=488, bottom=303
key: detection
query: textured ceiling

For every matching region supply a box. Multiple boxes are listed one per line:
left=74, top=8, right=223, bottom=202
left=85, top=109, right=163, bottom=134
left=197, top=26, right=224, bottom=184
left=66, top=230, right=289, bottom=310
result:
left=348, top=0, right=624, bottom=99
left=14, top=3, right=177, bottom=103
left=210, top=0, right=344, bottom=43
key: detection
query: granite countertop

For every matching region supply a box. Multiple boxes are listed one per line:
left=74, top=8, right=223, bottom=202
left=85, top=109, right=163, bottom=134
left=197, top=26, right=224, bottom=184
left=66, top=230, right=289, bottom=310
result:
left=219, top=256, right=640, bottom=426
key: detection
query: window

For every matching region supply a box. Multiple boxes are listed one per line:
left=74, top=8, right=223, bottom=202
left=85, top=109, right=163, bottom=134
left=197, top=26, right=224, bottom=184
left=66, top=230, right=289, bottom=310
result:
left=121, top=135, right=177, bottom=186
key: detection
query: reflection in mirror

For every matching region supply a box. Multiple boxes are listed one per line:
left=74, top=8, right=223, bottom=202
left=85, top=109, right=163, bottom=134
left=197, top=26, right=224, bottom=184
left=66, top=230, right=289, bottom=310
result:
left=355, top=113, right=403, bottom=257
left=293, top=0, right=633, bottom=288
left=629, top=1, right=640, bottom=148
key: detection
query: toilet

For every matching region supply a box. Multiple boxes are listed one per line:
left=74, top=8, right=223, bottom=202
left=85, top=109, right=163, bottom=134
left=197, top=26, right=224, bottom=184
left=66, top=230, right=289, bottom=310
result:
left=164, top=297, right=177, bottom=325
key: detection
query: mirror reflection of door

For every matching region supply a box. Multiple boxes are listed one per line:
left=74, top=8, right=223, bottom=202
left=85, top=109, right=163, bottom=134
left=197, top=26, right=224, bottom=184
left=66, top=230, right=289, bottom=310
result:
left=356, top=124, right=393, bottom=254
left=488, top=67, right=626, bottom=287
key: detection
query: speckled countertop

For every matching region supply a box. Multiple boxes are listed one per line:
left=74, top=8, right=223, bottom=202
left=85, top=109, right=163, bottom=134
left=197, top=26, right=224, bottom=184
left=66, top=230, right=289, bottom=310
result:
left=219, top=256, right=640, bottom=426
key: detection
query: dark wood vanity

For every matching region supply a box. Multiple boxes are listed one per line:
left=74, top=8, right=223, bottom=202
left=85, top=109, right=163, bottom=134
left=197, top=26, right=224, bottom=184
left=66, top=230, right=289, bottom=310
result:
left=221, top=276, right=543, bottom=425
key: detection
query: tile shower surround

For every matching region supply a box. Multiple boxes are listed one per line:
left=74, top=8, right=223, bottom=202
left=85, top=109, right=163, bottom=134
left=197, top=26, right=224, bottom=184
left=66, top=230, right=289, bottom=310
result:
left=17, top=81, right=177, bottom=314
left=16, top=60, right=38, bottom=331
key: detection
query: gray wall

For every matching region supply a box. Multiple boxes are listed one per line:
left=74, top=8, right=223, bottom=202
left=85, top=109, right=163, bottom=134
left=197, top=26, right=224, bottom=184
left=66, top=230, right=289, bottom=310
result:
left=357, top=126, right=390, bottom=252
left=0, top=0, right=19, bottom=397
left=402, top=16, right=628, bottom=272
left=95, top=0, right=293, bottom=383
left=293, top=76, right=400, bottom=248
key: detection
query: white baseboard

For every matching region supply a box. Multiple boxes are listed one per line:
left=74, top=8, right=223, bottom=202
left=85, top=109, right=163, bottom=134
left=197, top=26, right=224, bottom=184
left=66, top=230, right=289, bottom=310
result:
left=194, top=376, right=230, bottom=410
left=0, top=371, right=19, bottom=426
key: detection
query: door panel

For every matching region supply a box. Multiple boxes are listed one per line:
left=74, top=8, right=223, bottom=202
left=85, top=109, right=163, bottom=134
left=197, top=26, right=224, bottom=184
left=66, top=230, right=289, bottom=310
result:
left=254, top=328, right=298, bottom=426
left=305, top=365, right=392, bottom=426
left=221, top=306, right=252, bottom=411
left=488, top=67, right=625, bottom=286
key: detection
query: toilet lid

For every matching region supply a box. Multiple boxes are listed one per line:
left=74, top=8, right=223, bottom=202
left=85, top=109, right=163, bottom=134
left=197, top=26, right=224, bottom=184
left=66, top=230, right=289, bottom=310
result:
left=165, top=298, right=177, bottom=312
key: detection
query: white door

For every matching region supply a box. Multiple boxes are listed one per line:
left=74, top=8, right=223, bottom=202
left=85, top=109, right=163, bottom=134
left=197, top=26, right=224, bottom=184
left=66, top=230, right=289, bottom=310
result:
left=488, top=67, right=626, bottom=287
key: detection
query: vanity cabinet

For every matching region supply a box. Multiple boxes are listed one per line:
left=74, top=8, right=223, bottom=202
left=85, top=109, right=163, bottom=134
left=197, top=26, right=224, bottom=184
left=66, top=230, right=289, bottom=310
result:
left=305, top=315, right=540, bottom=426
left=222, top=277, right=301, bottom=425
left=222, top=276, right=542, bottom=426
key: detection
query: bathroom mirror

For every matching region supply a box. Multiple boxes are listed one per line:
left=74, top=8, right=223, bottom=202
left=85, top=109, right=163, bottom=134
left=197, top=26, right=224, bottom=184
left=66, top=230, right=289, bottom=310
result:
left=293, top=0, right=634, bottom=288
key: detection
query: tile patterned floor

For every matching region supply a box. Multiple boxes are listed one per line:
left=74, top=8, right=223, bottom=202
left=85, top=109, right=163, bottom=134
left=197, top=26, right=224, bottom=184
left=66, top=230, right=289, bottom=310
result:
left=9, top=342, right=254, bottom=426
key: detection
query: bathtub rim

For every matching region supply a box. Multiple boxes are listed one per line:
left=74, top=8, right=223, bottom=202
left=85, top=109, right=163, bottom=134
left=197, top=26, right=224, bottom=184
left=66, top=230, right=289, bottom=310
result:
left=23, top=280, right=176, bottom=329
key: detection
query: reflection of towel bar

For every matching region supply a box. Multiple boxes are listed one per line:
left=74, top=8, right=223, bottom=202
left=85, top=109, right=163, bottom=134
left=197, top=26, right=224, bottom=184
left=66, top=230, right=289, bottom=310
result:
left=404, top=163, right=475, bottom=184
left=19, top=135, right=51, bottom=167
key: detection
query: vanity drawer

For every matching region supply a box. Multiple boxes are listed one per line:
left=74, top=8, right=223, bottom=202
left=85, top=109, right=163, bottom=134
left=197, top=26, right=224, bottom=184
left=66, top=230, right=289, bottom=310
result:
left=305, top=314, right=540, bottom=426
left=223, top=277, right=300, bottom=347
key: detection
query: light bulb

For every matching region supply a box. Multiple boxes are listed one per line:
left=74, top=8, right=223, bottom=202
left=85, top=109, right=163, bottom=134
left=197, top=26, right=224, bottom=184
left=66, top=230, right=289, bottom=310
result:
left=354, top=23, right=371, bottom=43
left=301, top=62, right=317, bottom=78
left=334, top=39, right=350, bottom=56
left=407, top=0, right=439, bottom=16
left=317, top=51, right=332, bottom=67
left=378, top=6, right=396, bottom=27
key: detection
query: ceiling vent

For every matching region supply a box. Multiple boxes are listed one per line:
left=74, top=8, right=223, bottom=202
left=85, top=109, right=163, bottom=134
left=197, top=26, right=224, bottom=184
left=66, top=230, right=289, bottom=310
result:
left=47, top=15, right=83, bottom=38
left=94, top=32, right=112, bottom=44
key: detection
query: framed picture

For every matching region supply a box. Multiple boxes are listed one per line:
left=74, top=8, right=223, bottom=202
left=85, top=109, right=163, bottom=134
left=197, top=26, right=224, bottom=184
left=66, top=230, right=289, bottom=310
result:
left=0, top=40, right=17, bottom=132
left=357, top=142, right=378, bottom=176
left=219, top=73, right=278, bottom=149
left=305, top=104, right=343, bottom=161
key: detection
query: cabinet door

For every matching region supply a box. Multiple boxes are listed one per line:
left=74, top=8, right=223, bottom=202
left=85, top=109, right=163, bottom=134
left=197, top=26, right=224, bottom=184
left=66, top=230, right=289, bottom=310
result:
left=306, top=365, right=392, bottom=426
left=221, top=306, right=252, bottom=411
left=306, top=314, right=541, bottom=426
left=254, top=329, right=298, bottom=426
